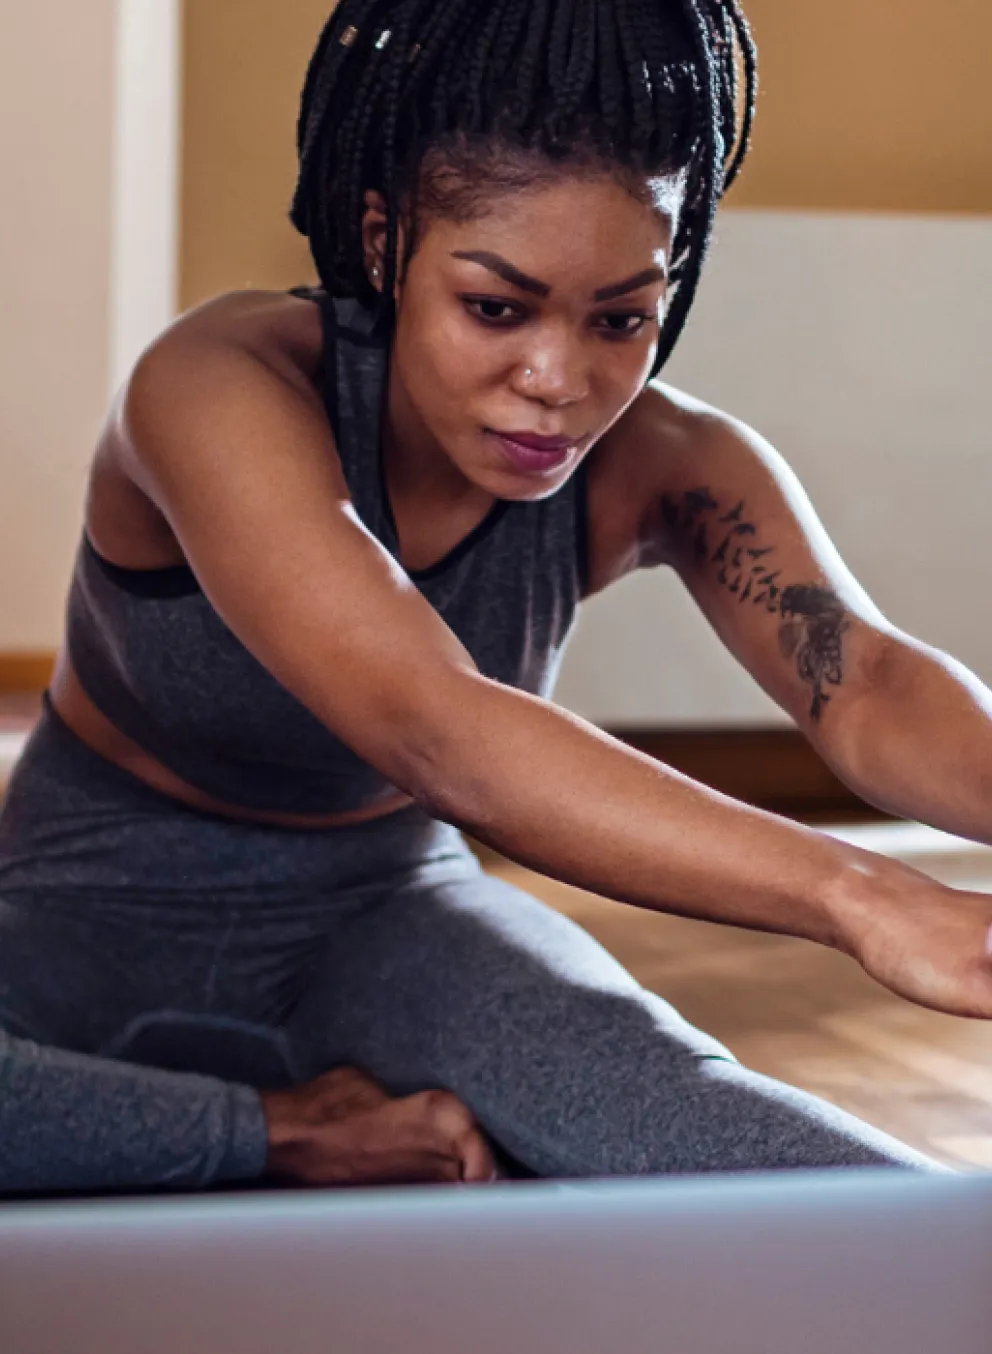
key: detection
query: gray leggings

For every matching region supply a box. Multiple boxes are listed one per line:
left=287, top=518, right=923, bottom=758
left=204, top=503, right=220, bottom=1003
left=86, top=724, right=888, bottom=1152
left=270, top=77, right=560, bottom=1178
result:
left=0, top=697, right=942, bottom=1197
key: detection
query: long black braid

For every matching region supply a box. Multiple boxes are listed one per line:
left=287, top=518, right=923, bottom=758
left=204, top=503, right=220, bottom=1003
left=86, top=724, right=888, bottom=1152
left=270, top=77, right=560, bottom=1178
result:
left=291, top=0, right=757, bottom=380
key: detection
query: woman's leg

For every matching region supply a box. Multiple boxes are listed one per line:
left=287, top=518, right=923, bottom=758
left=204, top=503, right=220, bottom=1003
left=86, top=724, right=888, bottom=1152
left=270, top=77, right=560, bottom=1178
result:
left=286, top=863, right=947, bottom=1176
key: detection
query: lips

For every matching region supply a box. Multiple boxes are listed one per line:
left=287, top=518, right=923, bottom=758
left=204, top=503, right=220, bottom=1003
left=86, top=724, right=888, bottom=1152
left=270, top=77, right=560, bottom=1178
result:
left=493, top=431, right=577, bottom=452
left=487, top=430, right=575, bottom=476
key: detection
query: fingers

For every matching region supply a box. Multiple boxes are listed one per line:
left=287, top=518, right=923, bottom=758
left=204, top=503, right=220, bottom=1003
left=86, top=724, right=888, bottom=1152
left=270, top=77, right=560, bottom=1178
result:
left=458, top=1128, right=499, bottom=1184
left=299, top=1078, right=502, bottom=1186
left=407, top=1090, right=498, bottom=1184
left=321, top=1066, right=390, bottom=1097
left=284, top=1078, right=506, bottom=1187
left=286, top=1066, right=393, bottom=1135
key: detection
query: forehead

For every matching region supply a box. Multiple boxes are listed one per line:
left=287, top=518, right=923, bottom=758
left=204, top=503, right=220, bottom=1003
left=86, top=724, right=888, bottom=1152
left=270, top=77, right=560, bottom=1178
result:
left=421, top=173, right=679, bottom=271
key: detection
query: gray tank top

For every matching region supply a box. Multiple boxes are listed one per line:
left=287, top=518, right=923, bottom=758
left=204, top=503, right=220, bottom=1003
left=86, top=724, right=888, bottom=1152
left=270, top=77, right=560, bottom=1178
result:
left=66, top=290, right=590, bottom=814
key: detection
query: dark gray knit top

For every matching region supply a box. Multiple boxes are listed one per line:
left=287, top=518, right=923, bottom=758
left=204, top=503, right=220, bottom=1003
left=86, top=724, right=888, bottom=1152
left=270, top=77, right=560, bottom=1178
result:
left=66, top=290, right=590, bottom=814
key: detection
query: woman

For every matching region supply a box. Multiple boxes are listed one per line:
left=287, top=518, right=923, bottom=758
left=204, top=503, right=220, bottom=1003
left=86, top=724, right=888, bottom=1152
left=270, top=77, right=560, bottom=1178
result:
left=2, top=0, right=990, bottom=1197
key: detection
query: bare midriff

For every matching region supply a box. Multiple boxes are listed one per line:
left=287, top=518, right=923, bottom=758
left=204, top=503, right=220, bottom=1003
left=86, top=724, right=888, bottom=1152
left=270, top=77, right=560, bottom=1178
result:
left=47, top=649, right=417, bottom=831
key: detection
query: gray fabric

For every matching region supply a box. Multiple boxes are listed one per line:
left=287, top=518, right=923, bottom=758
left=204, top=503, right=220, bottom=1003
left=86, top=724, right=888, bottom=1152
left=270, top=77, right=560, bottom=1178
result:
left=65, top=291, right=589, bottom=814
left=0, top=700, right=944, bottom=1197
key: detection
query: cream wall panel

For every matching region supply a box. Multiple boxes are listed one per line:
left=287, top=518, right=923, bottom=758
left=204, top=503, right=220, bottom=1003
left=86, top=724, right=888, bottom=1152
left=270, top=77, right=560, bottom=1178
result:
left=111, top=0, right=183, bottom=393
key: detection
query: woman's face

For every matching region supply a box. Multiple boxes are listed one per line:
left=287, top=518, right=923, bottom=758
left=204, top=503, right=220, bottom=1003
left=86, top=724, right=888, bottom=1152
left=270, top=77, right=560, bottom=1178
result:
left=365, top=171, right=681, bottom=501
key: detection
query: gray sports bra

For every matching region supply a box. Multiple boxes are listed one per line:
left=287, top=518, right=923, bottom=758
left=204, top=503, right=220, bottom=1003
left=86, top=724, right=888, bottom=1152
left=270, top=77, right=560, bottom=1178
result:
left=65, top=289, right=590, bottom=815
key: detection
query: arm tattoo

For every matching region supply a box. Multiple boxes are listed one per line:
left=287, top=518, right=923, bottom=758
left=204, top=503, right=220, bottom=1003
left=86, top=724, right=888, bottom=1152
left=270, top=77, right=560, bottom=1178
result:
left=660, top=488, right=852, bottom=722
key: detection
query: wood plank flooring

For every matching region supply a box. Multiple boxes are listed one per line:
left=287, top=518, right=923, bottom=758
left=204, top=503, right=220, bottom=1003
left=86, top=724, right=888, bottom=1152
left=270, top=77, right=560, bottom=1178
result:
left=2, top=693, right=991, bottom=1171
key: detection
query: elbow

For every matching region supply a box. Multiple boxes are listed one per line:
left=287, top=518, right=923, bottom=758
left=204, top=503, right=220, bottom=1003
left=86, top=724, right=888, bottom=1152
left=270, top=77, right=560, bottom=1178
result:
left=384, top=675, right=494, bottom=827
left=397, top=740, right=463, bottom=821
left=804, top=628, right=901, bottom=789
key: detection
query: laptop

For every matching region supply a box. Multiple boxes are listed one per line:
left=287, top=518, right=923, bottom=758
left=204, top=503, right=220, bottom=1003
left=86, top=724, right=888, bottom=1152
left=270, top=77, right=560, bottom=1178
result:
left=0, top=1169, right=988, bottom=1353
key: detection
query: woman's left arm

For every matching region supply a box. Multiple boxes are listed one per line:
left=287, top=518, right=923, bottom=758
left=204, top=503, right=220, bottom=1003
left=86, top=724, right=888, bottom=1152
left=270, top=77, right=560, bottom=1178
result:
left=635, top=385, right=992, bottom=845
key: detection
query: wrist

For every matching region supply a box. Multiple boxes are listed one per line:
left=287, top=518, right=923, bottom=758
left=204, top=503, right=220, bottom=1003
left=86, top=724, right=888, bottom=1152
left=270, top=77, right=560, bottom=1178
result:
left=817, top=844, right=939, bottom=959
left=260, top=1090, right=314, bottom=1180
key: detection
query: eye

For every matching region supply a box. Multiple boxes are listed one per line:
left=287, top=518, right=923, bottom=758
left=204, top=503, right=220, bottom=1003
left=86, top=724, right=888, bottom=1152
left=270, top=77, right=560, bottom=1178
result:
left=596, top=312, right=655, bottom=339
left=462, top=297, right=656, bottom=337
left=463, top=297, right=525, bottom=325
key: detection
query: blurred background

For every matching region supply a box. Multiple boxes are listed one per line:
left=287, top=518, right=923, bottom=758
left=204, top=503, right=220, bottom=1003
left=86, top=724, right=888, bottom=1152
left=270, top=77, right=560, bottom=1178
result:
left=1, top=1, right=991, bottom=1167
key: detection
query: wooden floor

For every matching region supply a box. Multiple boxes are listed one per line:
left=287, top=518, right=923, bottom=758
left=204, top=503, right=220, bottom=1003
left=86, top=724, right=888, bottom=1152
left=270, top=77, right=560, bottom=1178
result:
left=2, top=693, right=991, bottom=1171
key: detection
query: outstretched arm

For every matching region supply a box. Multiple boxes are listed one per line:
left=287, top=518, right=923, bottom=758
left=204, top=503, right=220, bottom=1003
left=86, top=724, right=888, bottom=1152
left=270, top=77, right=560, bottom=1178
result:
left=126, top=319, right=992, bottom=1021
left=634, top=384, right=992, bottom=847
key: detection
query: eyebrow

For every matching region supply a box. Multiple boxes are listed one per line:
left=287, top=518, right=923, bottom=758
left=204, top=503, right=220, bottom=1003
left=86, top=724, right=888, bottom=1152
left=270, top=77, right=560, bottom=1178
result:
left=450, top=251, right=667, bottom=302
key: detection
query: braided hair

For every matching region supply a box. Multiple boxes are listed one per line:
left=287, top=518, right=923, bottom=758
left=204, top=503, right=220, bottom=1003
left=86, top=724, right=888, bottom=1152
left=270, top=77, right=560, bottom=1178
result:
left=291, top=0, right=758, bottom=380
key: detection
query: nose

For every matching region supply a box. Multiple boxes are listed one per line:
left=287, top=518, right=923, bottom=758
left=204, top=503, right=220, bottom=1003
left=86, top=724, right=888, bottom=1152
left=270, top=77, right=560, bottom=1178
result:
left=512, top=333, right=591, bottom=408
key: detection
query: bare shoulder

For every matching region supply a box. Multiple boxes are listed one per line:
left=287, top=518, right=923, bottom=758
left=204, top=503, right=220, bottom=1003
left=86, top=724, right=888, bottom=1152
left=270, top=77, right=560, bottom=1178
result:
left=614, top=379, right=742, bottom=471
left=146, top=288, right=324, bottom=386
left=87, top=289, right=329, bottom=568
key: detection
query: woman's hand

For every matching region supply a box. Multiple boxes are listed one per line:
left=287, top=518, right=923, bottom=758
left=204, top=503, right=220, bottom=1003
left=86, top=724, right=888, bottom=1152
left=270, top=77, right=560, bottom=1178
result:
left=833, top=860, right=992, bottom=1019
left=261, top=1066, right=500, bottom=1187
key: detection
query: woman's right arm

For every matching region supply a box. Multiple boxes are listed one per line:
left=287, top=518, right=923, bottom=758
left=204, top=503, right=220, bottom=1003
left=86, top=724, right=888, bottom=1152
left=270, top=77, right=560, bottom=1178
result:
left=123, top=312, right=990, bottom=1019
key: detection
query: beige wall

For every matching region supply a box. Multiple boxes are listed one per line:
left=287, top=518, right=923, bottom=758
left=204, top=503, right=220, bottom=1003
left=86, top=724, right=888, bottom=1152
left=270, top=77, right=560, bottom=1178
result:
left=733, top=0, right=992, bottom=215
left=180, top=0, right=331, bottom=310
left=180, top=0, right=992, bottom=314
left=0, top=0, right=117, bottom=653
